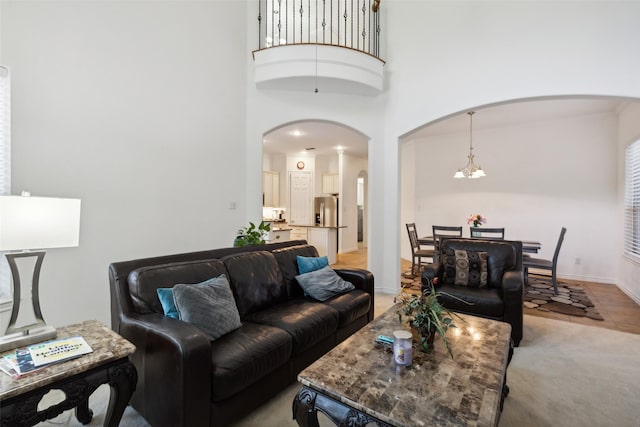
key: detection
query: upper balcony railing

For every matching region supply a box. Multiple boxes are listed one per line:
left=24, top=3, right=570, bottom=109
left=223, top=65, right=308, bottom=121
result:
left=257, top=0, right=382, bottom=58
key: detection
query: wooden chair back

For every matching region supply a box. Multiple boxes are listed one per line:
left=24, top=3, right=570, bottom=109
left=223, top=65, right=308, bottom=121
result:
left=432, top=225, right=463, bottom=261
left=406, top=223, right=420, bottom=253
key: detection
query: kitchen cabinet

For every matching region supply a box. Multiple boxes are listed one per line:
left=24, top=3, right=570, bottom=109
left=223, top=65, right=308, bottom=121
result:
left=263, top=171, right=280, bottom=207
left=290, top=226, right=308, bottom=242
left=268, top=227, right=291, bottom=242
left=322, top=174, right=339, bottom=194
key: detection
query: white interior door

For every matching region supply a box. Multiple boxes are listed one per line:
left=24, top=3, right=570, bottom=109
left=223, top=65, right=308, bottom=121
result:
left=289, top=171, right=313, bottom=225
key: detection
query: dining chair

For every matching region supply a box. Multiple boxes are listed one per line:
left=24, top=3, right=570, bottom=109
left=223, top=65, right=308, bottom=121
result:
left=470, top=227, right=505, bottom=239
left=523, top=227, right=567, bottom=295
left=406, top=223, right=435, bottom=275
left=431, top=225, right=463, bottom=262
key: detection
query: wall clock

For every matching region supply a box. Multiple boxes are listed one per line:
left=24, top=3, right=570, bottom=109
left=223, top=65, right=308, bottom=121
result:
left=296, top=161, right=305, bottom=170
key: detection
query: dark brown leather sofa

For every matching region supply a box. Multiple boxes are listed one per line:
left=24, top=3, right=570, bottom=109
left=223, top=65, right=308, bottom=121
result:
left=109, top=240, right=374, bottom=427
left=421, top=238, right=524, bottom=346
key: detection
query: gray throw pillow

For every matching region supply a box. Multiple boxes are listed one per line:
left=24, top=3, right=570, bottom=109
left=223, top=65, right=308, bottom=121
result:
left=295, top=265, right=355, bottom=301
left=172, top=274, right=242, bottom=340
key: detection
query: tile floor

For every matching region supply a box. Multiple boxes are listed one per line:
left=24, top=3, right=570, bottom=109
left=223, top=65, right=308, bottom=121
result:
left=333, top=246, right=640, bottom=335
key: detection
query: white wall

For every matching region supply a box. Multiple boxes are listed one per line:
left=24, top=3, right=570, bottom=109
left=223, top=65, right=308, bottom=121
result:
left=403, top=112, right=618, bottom=283
left=400, top=141, right=417, bottom=262
left=618, top=102, right=640, bottom=303
left=0, top=1, right=249, bottom=329
left=380, top=0, right=640, bottom=294
left=340, top=154, right=367, bottom=254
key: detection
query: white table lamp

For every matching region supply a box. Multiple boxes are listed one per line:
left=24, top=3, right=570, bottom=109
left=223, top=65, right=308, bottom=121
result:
left=0, top=193, right=81, bottom=352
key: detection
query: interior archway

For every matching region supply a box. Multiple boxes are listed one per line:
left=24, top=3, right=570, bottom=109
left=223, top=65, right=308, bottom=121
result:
left=398, top=95, right=640, bottom=288
left=262, top=120, right=369, bottom=265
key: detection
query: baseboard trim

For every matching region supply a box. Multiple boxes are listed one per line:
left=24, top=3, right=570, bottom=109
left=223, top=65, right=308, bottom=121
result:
left=375, top=285, right=398, bottom=295
left=527, top=269, right=616, bottom=285
left=617, top=282, right=640, bottom=305
left=339, top=246, right=358, bottom=254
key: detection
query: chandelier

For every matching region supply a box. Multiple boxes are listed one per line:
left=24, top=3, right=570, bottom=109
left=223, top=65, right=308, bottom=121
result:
left=454, top=111, right=486, bottom=179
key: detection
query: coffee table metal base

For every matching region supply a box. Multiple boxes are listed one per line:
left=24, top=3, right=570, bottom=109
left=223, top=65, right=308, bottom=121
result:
left=0, top=358, right=137, bottom=427
left=293, top=386, right=391, bottom=427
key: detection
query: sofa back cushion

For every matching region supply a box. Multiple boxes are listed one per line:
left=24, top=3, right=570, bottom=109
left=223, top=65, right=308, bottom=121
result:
left=440, top=239, right=520, bottom=288
left=222, top=251, right=287, bottom=317
left=271, top=244, right=320, bottom=299
left=128, top=259, right=229, bottom=314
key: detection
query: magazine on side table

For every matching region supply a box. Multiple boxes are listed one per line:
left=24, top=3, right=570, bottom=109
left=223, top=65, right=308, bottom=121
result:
left=0, top=336, right=93, bottom=379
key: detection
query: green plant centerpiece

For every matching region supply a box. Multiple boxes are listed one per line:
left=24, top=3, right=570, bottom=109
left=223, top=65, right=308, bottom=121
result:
left=233, top=221, right=272, bottom=247
left=396, top=278, right=462, bottom=358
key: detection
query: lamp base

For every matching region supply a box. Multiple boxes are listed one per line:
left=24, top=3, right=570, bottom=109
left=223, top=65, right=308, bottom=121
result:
left=0, top=324, right=57, bottom=352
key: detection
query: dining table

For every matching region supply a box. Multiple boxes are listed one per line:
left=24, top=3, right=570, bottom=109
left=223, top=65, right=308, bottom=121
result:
left=418, top=235, right=542, bottom=254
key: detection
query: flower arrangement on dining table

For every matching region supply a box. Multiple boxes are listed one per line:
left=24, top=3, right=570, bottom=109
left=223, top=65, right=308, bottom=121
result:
left=467, top=214, right=487, bottom=227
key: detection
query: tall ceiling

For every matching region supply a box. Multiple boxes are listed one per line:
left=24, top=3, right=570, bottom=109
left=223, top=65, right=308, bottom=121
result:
left=262, top=97, right=625, bottom=160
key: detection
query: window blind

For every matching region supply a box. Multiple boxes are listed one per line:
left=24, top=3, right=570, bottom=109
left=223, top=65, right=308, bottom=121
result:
left=624, top=138, right=640, bottom=258
left=0, top=65, right=10, bottom=303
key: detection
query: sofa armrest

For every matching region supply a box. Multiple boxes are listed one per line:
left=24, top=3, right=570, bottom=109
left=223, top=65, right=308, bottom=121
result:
left=335, top=268, right=375, bottom=321
left=119, top=313, right=212, bottom=427
left=501, top=269, right=524, bottom=346
left=335, top=268, right=374, bottom=292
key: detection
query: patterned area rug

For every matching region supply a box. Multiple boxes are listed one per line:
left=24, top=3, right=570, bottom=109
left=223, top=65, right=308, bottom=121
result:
left=524, top=275, right=603, bottom=320
left=400, top=270, right=422, bottom=291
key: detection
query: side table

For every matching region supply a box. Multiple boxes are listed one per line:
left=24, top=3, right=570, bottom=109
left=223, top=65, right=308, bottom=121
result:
left=0, top=320, right=137, bottom=427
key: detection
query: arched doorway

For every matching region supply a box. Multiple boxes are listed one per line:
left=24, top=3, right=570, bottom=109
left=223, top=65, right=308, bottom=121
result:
left=262, top=120, right=369, bottom=266
left=357, top=170, right=368, bottom=248
left=398, top=96, right=638, bottom=286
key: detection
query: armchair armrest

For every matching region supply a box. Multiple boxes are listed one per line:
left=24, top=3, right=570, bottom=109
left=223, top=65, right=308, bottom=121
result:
left=421, top=263, right=443, bottom=291
left=335, top=268, right=375, bottom=321
left=119, top=313, right=212, bottom=427
left=502, top=270, right=523, bottom=294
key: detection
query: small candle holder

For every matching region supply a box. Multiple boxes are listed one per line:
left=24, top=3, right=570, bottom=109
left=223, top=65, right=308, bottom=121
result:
left=393, top=330, right=413, bottom=366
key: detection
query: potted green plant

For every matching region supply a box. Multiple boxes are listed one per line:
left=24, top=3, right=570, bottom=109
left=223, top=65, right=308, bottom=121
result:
left=396, top=278, right=463, bottom=358
left=233, top=221, right=272, bottom=247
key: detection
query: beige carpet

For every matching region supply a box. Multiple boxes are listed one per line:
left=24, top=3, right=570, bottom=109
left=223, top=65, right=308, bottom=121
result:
left=39, top=308, right=640, bottom=427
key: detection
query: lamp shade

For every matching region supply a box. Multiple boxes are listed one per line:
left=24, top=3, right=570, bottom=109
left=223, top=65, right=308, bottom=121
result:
left=0, top=195, right=81, bottom=251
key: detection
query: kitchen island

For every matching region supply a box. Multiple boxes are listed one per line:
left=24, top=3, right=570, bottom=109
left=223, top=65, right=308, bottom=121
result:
left=290, top=225, right=346, bottom=264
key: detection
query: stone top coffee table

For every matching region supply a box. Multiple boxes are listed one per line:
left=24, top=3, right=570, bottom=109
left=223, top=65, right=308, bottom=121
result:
left=1, top=320, right=137, bottom=427
left=293, top=304, right=511, bottom=427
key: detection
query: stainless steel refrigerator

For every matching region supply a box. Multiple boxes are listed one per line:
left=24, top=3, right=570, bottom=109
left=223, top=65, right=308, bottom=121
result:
left=314, top=196, right=338, bottom=227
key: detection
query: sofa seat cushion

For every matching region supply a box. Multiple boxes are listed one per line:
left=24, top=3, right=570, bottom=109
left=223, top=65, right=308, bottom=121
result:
left=436, top=284, right=504, bottom=319
left=244, top=299, right=339, bottom=355
left=322, top=289, right=371, bottom=327
left=210, top=322, right=293, bottom=401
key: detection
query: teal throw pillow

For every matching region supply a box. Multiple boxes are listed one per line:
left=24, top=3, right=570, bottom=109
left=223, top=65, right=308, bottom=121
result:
left=156, top=287, right=179, bottom=319
left=172, top=274, right=242, bottom=341
left=295, top=265, right=355, bottom=301
left=296, top=255, right=329, bottom=274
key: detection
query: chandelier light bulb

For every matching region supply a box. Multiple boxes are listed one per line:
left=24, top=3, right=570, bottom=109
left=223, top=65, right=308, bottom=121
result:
left=454, top=111, right=486, bottom=179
